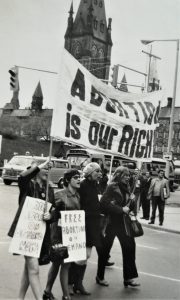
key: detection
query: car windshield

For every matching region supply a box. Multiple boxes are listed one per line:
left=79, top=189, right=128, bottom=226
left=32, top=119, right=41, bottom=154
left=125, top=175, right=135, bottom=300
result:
left=8, top=156, right=33, bottom=167
left=68, top=156, right=91, bottom=169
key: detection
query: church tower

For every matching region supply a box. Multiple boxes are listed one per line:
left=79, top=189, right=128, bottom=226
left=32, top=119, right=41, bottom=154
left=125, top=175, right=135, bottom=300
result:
left=64, top=0, right=113, bottom=80
left=31, top=82, right=43, bottom=111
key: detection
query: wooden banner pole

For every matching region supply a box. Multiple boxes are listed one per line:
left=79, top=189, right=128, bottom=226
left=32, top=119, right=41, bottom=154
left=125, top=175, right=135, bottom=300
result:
left=44, top=136, right=53, bottom=212
left=109, top=155, right=114, bottom=182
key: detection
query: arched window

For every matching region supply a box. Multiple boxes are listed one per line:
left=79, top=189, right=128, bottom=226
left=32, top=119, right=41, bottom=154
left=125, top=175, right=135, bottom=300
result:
left=94, top=18, right=98, bottom=29
left=100, top=21, right=105, bottom=33
left=99, top=1, right=103, bottom=7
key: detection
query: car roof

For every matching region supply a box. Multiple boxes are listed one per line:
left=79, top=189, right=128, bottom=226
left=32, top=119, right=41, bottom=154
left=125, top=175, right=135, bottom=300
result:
left=11, top=155, right=68, bottom=163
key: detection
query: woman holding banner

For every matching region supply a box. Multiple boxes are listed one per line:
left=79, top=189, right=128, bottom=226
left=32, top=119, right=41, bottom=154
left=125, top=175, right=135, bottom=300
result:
left=8, top=160, right=56, bottom=300
left=44, top=169, right=82, bottom=300
left=98, top=166, right=140, bottom=288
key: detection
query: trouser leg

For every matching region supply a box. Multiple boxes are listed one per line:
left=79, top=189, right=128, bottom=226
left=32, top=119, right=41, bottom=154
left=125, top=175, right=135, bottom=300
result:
left=141, top=195, right=145, bottom=218
left=151, top=197, right=158, bottom=222
left=116, top=231, right=138, bottom=281
left=157, top=199, right=165, bottom=224
left=145, top=199, right=150, bottom=219
left=96, top=225, right=115, bottom=280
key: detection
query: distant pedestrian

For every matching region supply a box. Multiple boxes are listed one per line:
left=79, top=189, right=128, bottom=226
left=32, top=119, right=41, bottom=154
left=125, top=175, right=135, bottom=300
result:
left=140, top=171, right=152, bottom=220
left=148, top=169, right=170, bottom=226
left=129, top=168, right=141, bottom=214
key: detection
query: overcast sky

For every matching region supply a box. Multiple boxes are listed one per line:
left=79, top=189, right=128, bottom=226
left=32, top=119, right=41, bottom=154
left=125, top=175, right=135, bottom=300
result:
left=0, top=0, right=179, bottom=109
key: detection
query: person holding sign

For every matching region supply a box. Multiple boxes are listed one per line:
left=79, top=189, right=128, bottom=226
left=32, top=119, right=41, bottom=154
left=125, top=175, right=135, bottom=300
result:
left=8, top=160, right=56, bottom=300
left=44, top=169, right=82, bottom=300
left=99, top=166, right=140, bottom=288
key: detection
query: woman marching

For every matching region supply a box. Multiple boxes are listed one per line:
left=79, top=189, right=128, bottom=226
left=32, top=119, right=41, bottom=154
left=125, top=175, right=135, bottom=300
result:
left=43, top=169, right=82, bottom=300
left=97, top=166, right=140, bottom=288
left=71, top=162, right=109, bottom=292
left=8, top=160, right=56, bottom=300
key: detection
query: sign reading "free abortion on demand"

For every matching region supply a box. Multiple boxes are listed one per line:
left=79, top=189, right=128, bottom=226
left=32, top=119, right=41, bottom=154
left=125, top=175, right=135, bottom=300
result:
left=51, top=49, right=163, bottom=161
left=61, top=210, right=86, bottom=263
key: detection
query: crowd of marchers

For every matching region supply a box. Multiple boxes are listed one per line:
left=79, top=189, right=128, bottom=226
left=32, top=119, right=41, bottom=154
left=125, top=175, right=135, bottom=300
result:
left=8, top=159, right=170, bottom=300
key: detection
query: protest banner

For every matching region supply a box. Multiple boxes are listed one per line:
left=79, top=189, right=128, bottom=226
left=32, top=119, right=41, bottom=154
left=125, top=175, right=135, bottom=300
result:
left=61, top=210, right=86, bottom=263
left=9, top=197, right=51, bottom=258
left=51, top=49, right=163, bottom=160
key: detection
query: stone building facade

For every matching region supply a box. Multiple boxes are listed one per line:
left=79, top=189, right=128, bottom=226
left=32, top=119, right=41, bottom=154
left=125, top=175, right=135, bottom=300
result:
left=64, top=0, right=113, bottom=80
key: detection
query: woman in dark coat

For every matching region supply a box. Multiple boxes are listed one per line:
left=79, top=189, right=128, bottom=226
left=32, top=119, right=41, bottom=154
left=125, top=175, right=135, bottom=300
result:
left=73, top=162, right=109, bottom=290
left=98, top=166, right=140, bottom=288
left=8, top=160, right=56, bottom=300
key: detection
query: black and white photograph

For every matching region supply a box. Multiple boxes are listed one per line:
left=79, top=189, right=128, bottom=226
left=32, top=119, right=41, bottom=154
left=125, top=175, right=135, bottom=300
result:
left=0, top=0, right=180, bottom=299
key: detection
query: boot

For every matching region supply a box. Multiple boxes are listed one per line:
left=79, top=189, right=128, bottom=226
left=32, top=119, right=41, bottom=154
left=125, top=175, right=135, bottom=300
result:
left=73, top=264, right=91, bottom=295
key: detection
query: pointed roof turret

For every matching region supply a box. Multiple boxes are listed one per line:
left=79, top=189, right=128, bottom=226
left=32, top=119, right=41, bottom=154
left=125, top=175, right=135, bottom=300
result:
left=119, top=74, right=128, bottom=92
left=73, top=0, right=108, bottom=42
left=31, top=81, right=43, bottom=111
left=33, top=81, right=43, bottom=99
left=65, top=1, right=74, bottom=38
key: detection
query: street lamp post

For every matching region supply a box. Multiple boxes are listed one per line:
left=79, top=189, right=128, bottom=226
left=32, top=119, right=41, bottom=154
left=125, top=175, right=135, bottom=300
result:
left=141, top=39, right=180, bottom=178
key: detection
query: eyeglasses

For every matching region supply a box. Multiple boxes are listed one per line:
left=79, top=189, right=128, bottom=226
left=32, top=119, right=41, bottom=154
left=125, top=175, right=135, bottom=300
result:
left=72, top=175, right=80, bottom=180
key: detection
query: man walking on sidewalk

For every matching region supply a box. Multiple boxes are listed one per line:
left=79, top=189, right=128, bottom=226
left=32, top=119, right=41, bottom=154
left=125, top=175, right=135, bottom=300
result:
left=148, top=170, right=170, bottom=226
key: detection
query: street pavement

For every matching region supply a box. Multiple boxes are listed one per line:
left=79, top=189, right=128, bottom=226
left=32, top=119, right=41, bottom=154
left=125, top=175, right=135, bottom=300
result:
left=0, top=182, right=180, bottom=299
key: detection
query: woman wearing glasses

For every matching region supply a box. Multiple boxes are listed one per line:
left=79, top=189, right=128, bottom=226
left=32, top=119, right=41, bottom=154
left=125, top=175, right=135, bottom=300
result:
left=43, top=169, right=81, bottom=300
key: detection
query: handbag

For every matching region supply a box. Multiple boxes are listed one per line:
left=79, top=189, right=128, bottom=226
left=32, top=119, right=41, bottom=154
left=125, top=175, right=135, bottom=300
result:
left=49, top=244, right=69, bottom=262
left=123, top=213, right=144, bottom=238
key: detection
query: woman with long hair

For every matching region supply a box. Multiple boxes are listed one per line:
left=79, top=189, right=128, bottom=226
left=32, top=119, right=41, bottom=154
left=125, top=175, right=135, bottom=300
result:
left=97, top=166, right=140, bottom=288
left=8, top=160, right=56, bottom=300
left=43, top=169, right=81, bottom=300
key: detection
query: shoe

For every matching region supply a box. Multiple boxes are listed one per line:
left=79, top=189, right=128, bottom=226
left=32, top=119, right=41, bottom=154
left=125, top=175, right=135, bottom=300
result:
left=145, top=218, right=149, bottom=220
left=73, top=285, right=91, bottom=295
left=62, top=297, right=71, bottom=300
left=148, top=221, right=154, bottom=224
left=73, top=264, right=91, bottom=295
left=96, top=276, right=109, bottom=286
left=43, top=291, right=55, bottom=300
left=105, top=261, right=115, bottom=267
left=140, top=217, right=145, bottom=219
left=159, top=223, right=163, bottom=226
left=68, top=285, right=74, bottom=296
left=124, top=280, right=140, bottom=288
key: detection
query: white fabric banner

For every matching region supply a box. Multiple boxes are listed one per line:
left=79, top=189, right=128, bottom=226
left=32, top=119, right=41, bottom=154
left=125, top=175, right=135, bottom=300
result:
left=51, top=49, right=163, bottom=160
left=9, top=197, right=51, bottom=258
left=61, top=210, right=86, bottom=263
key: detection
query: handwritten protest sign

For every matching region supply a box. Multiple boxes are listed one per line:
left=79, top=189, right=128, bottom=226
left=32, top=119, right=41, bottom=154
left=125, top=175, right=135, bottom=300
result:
left=9, top=197, right=51, bottom=258
left=61, top=210, right=86, bottom=263
left=51, top=49, right=163, bottom=160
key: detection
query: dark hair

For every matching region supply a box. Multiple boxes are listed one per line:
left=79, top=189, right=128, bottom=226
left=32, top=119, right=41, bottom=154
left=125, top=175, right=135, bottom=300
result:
left=63, top=169, right=80, bottom=187
left=158, top=169, right=164, bottom=174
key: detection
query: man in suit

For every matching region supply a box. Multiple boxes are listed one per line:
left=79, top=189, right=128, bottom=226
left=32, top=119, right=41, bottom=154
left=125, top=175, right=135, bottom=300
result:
left=148, top=169, right=170, bottom=226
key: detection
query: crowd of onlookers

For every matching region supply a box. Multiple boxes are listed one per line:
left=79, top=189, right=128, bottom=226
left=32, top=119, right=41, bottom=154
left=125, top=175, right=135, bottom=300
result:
left=8, top=160, right=170, bottom=300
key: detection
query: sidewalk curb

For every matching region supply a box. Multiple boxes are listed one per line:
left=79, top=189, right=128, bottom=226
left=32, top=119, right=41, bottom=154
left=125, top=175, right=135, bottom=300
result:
left=141, top=223, right=180, bottom=235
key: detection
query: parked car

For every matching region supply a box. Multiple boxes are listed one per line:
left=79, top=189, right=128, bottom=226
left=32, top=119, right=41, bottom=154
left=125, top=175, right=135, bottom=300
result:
left=2, top=155, right=69, bottom=187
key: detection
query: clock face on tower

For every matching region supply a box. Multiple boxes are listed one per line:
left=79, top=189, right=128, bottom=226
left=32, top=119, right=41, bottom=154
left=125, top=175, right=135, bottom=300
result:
left=73, top=42, right=82, bottom=59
